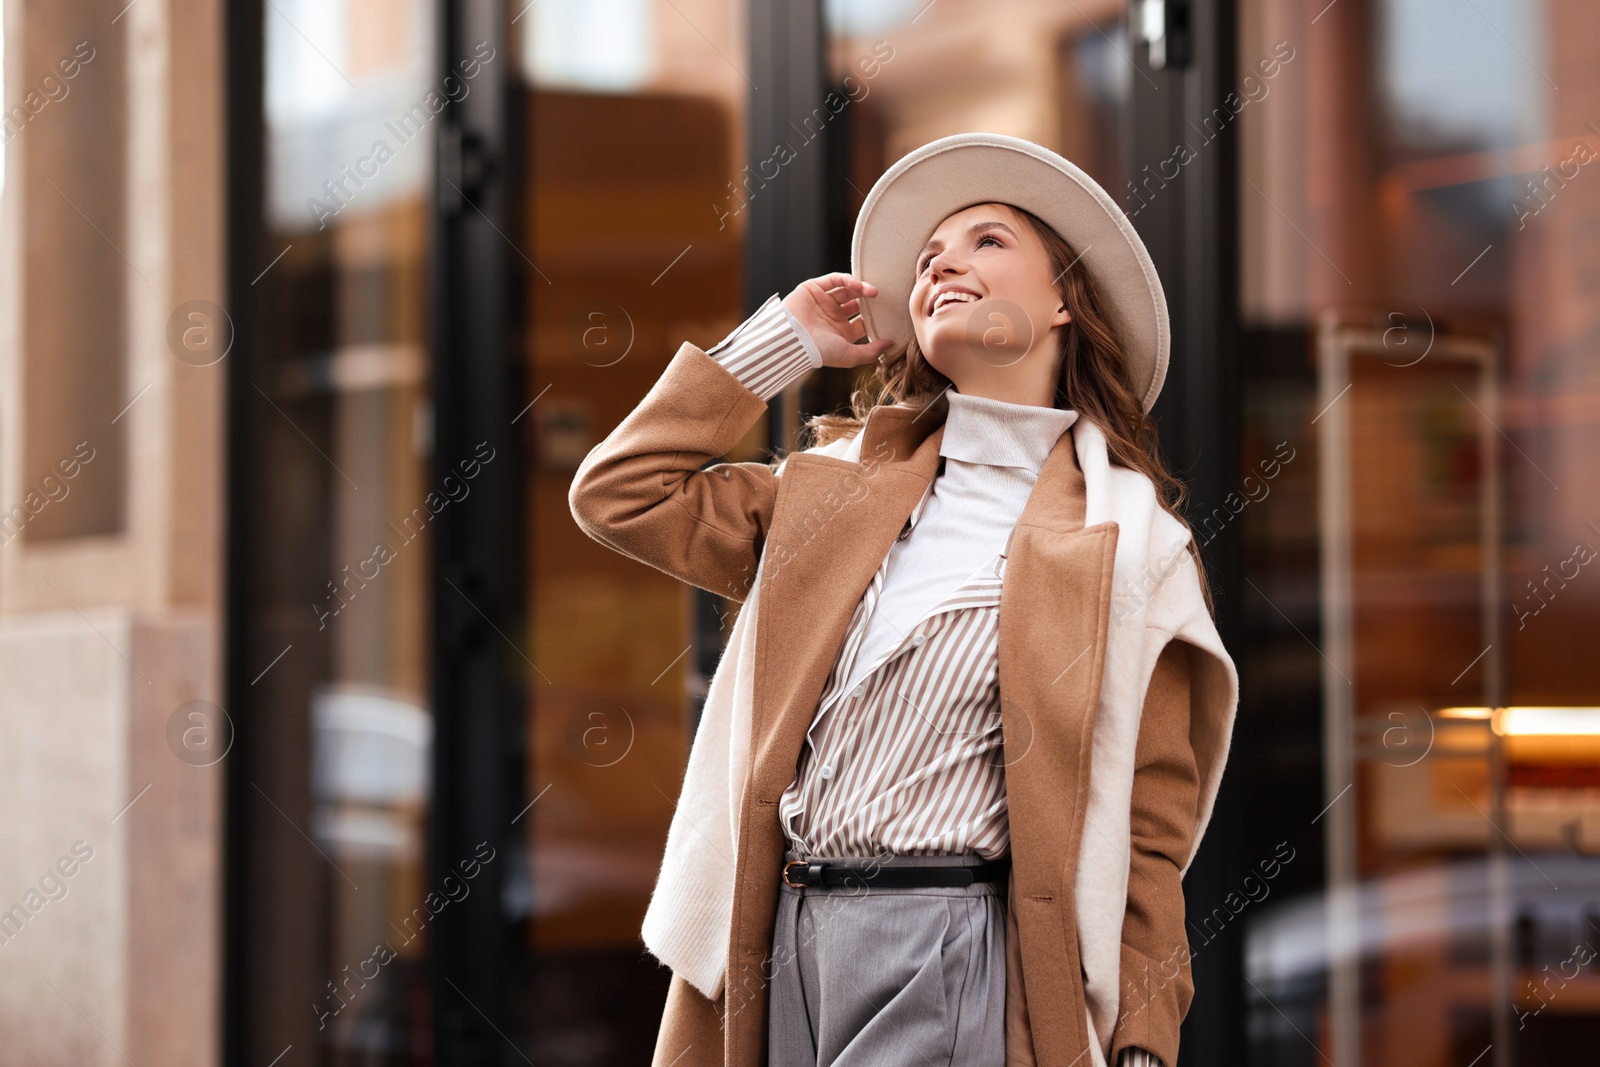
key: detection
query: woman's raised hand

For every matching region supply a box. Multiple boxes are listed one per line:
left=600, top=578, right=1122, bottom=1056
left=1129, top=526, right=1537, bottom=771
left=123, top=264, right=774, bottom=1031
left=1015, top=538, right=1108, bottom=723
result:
left=782, top=273, right=897, bottom=369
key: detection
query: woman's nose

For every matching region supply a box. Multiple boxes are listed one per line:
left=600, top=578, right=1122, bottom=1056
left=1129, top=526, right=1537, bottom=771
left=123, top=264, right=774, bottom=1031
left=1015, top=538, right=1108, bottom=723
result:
left=925, top=249, right=965, bottom=278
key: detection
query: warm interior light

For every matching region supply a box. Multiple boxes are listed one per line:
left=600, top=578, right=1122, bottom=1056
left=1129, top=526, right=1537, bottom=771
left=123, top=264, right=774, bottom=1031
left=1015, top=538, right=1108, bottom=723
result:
left=1434, top=706, right=1493, bottom=719
left=1491, top=707, right=1600, bottom=737
left=1424, top=706, right=1600, bottom=735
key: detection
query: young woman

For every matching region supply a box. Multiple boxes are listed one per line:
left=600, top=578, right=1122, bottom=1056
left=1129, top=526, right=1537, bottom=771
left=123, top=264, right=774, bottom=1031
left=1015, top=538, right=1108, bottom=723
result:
left=569, top=133, right=1238, bottom=1067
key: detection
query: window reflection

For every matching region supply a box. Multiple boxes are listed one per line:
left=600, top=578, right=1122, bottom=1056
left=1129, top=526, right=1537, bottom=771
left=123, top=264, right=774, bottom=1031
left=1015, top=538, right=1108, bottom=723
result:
left=242, top=0, right=436, bottom=1062
left=825, top=0, right=1131, bottom=167
left=1239, top=0, right=1600, bottom=1061
left=520, top=0, right=653, bottom=91
left=517, top=1, right=749, bottom=1061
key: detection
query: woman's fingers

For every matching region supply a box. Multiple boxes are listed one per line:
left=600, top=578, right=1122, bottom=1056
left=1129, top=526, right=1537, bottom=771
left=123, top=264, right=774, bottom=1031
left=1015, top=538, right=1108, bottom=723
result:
left=782, top=273, right=893, bottom=368
left=809, top=272, right=877, bottom=298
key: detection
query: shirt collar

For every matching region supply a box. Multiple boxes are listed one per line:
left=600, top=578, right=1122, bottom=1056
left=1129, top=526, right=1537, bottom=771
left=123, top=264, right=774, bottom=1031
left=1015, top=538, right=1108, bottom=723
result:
left=938, top=388, right=1079, bottom=475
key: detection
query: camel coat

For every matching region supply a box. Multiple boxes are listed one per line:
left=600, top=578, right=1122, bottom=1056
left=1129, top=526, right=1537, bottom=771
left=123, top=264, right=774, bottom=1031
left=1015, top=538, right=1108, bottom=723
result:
left=567, top=340, right=1238, bottom=1067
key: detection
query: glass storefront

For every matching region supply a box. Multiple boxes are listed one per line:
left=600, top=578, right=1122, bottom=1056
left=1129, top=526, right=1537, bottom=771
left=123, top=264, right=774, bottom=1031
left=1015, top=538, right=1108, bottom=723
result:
left=1237, top=0, right=1600, bottom=1062
left=516, top=0, right=749, bottom=1061
left=233, top=0, right=437, bottom=1061
left=218, top=1, right=1600, bottom=1064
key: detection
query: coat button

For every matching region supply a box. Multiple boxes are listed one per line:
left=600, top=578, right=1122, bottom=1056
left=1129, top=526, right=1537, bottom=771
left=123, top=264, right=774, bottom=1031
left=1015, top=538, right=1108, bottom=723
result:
left=850, top=684, right=865, bottom=698
left=911, top=632, right=927, bottom=647
left=819, top=764, right=833, bottom=779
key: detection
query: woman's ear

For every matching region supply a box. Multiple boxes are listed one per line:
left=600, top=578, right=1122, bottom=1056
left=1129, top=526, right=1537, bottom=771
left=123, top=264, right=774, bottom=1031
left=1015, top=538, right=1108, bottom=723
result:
left=1053, top=304, right=1073, bottom=328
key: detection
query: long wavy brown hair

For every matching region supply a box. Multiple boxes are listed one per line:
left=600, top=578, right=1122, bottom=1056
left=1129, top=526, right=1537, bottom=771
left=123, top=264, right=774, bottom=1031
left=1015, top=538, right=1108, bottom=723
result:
left=800, top=202, right=1214, bottom=615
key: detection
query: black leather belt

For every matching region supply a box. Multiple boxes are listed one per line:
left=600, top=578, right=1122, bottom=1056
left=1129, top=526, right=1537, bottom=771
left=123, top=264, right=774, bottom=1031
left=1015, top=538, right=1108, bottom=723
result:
left=781, top=855, right=1010, bottom=889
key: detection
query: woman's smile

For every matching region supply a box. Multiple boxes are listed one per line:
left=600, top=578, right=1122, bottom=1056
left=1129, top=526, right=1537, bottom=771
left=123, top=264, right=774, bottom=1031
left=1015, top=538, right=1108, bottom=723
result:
left=927, top=283, right=984, bottom=316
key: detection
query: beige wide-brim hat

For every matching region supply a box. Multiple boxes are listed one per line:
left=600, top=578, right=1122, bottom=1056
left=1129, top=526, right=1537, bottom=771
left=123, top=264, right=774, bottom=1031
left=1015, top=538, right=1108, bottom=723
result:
left=851, top=131, right=1170, bottom=412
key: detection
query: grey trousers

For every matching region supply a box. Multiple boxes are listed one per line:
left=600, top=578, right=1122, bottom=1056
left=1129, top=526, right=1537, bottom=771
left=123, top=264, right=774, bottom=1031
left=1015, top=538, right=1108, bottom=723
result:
left=767, top=848, right=1007, bottom=1067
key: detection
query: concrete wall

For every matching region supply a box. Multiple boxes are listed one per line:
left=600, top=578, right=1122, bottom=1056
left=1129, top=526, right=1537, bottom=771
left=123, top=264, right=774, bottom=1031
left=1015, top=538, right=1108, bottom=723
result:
left=0, top=0, right=226, bottom=1062
left=0, top=611, right=219, bottom=1066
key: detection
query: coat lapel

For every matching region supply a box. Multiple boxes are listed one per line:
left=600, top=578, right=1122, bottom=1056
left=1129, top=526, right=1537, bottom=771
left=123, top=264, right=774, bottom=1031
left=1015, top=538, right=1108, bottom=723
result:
left=723, top=395, right=950, bottom=1060
left=750, top=394, right=950, bottom=800
left=998, top=421, right=1122, bottom=1065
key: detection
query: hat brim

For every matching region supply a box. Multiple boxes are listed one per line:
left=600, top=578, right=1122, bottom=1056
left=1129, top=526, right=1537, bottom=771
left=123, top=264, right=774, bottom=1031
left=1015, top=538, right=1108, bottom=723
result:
left=850, top=132, right=1169, bottom=413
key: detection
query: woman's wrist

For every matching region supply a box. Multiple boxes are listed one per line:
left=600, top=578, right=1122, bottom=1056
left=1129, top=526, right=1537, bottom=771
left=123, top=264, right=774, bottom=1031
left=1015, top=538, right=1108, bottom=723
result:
left=704, top=293, right=820, bottom=401
left=776, top=300, right=824, bottom=369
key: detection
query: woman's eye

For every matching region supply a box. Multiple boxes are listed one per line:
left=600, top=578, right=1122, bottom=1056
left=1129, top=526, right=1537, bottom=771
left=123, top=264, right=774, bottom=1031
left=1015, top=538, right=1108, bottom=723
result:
left=919, top=234, right=1000, bottom=273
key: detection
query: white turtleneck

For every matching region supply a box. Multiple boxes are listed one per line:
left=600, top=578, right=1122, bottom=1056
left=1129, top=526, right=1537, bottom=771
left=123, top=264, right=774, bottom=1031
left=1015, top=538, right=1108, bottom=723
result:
left=706, top=293, right=1080, bottom=700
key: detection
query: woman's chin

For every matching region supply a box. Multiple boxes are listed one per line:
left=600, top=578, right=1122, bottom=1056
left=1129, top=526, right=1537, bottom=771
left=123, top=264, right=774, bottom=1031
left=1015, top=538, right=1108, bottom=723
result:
left=917, top=320, right=974, bottom=371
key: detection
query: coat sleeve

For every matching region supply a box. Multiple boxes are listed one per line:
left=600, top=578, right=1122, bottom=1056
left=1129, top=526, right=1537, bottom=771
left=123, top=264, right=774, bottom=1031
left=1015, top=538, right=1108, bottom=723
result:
left=1109, top=637, right=1201, bottom=1067
left=568, top=329, right=800, bottom=604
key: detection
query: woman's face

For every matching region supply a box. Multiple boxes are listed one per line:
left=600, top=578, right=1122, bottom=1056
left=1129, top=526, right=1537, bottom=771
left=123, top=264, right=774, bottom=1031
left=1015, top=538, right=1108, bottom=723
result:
left=907, top=202, right=1071, bottom=394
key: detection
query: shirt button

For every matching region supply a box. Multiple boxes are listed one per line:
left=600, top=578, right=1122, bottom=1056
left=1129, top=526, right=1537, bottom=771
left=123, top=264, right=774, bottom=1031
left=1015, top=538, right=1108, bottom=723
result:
left=819, top=764, right=833, bottom=779
left=850, top=684, right=865, bottom=698
left=911, top=632, right=927, bottom=647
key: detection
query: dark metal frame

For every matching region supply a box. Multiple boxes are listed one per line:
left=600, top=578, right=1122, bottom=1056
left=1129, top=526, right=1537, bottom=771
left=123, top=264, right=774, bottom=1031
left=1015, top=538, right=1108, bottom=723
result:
left=221, top=0, right=264, bottom=1061
left=745, top=0, right=829, bottom=452
left=427, top=1, right=528, bottom=1063
left=1128, top=0, right=1246, bottom=1062
left=223, top=0, right=527, bottom=1062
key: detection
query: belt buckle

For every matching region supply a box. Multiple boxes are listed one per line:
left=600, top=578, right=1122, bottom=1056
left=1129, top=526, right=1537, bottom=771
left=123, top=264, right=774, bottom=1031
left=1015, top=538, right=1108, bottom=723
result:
left=782, top=859, right=811, bottom=888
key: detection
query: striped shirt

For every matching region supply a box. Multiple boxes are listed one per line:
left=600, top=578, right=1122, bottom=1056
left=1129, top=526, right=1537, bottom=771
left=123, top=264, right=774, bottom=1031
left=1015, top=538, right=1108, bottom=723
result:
left=707, top=295, right=1166, bottom=1067
left=778, top=472, right=1013, bottom=858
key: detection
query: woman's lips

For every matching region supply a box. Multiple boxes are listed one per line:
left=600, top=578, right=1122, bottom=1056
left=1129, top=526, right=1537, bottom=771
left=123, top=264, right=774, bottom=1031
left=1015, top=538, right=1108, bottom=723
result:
left=926, top=286, right=983, bottom=316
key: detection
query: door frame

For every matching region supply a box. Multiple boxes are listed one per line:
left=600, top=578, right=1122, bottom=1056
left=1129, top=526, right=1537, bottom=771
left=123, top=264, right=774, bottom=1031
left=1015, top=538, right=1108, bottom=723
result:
left=427, top=1, right=527, bottom=1063
left=1128, top=0, right=1246, bottom=1061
